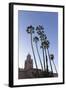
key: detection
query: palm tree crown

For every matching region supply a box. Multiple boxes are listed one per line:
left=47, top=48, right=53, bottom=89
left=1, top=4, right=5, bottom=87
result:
left=38, top=25, right=44, bottom=30
left=46, top=40, right=50, bottom=48
left=36, top=25, right=44, bottom=35
left=33, top=36, right=39, bottom=43
left=26, top=25, right=34, bottom=34
left=50, top=54, right=54, bottom=60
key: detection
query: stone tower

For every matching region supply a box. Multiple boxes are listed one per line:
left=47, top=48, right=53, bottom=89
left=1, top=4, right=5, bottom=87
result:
left=24, top=54, right=33, bottom=70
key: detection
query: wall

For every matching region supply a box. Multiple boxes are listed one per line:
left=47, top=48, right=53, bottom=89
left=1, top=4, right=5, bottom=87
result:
left=0, top=0, right=66, bottom=90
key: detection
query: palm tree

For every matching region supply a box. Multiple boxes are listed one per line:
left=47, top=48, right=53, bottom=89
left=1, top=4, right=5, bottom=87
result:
left=36, top=25, right=46, bottom=71
left=46, top=40, right=53, bottom=73
left=33, top=36, right=43, bottom=71
left=50, top=54, right=58, bottom=74
left=41, top=41, right=48, bottom=72
left=41, top=45, right=45, bottom=71
left=26, top=25, right=38, bottom=71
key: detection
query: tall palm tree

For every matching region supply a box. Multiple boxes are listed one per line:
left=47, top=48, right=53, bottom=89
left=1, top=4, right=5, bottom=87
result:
left=40, top=43, right=45, bottom=71
left=36, top=25, right=45, bottom=71
left=42, top=46, right=45, bottom=71
left=33, top=36, right=43, bottom=71
left=50, top=54, right=58, bottom=74
left=46, top=40, right=53, bottom=73
left=26, top=25, right=38, bottom=71
left=40, top=34, right=47, bottom=70
left=42, top=41, right=48, bottom=72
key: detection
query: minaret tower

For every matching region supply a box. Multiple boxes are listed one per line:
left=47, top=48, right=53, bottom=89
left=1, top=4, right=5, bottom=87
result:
left=24, top=54, right=33, bottom=70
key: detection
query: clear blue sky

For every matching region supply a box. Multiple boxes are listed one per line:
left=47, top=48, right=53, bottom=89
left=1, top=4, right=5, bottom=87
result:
left=18, top=10, right=58, bottom=73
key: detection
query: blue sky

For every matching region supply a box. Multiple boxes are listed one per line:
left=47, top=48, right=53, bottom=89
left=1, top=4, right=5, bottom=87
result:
left=18, top=10, right=58, bottom=73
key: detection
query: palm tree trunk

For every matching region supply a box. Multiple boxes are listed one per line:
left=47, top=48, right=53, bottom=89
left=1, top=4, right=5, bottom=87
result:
left=42, top=48, right=45, bottom=71
left=52, top=60, right=58, bottom=74
left=47, top=49, right=53, bottom=73
left=35, top=42, right=43, bottom=71
left=45, top=48, right=48, bottom=72
left=30, top=34, right=39, bottom=76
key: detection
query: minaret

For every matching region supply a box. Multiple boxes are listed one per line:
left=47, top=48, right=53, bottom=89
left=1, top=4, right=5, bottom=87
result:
left=24, top=54, right=33, bottom=70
